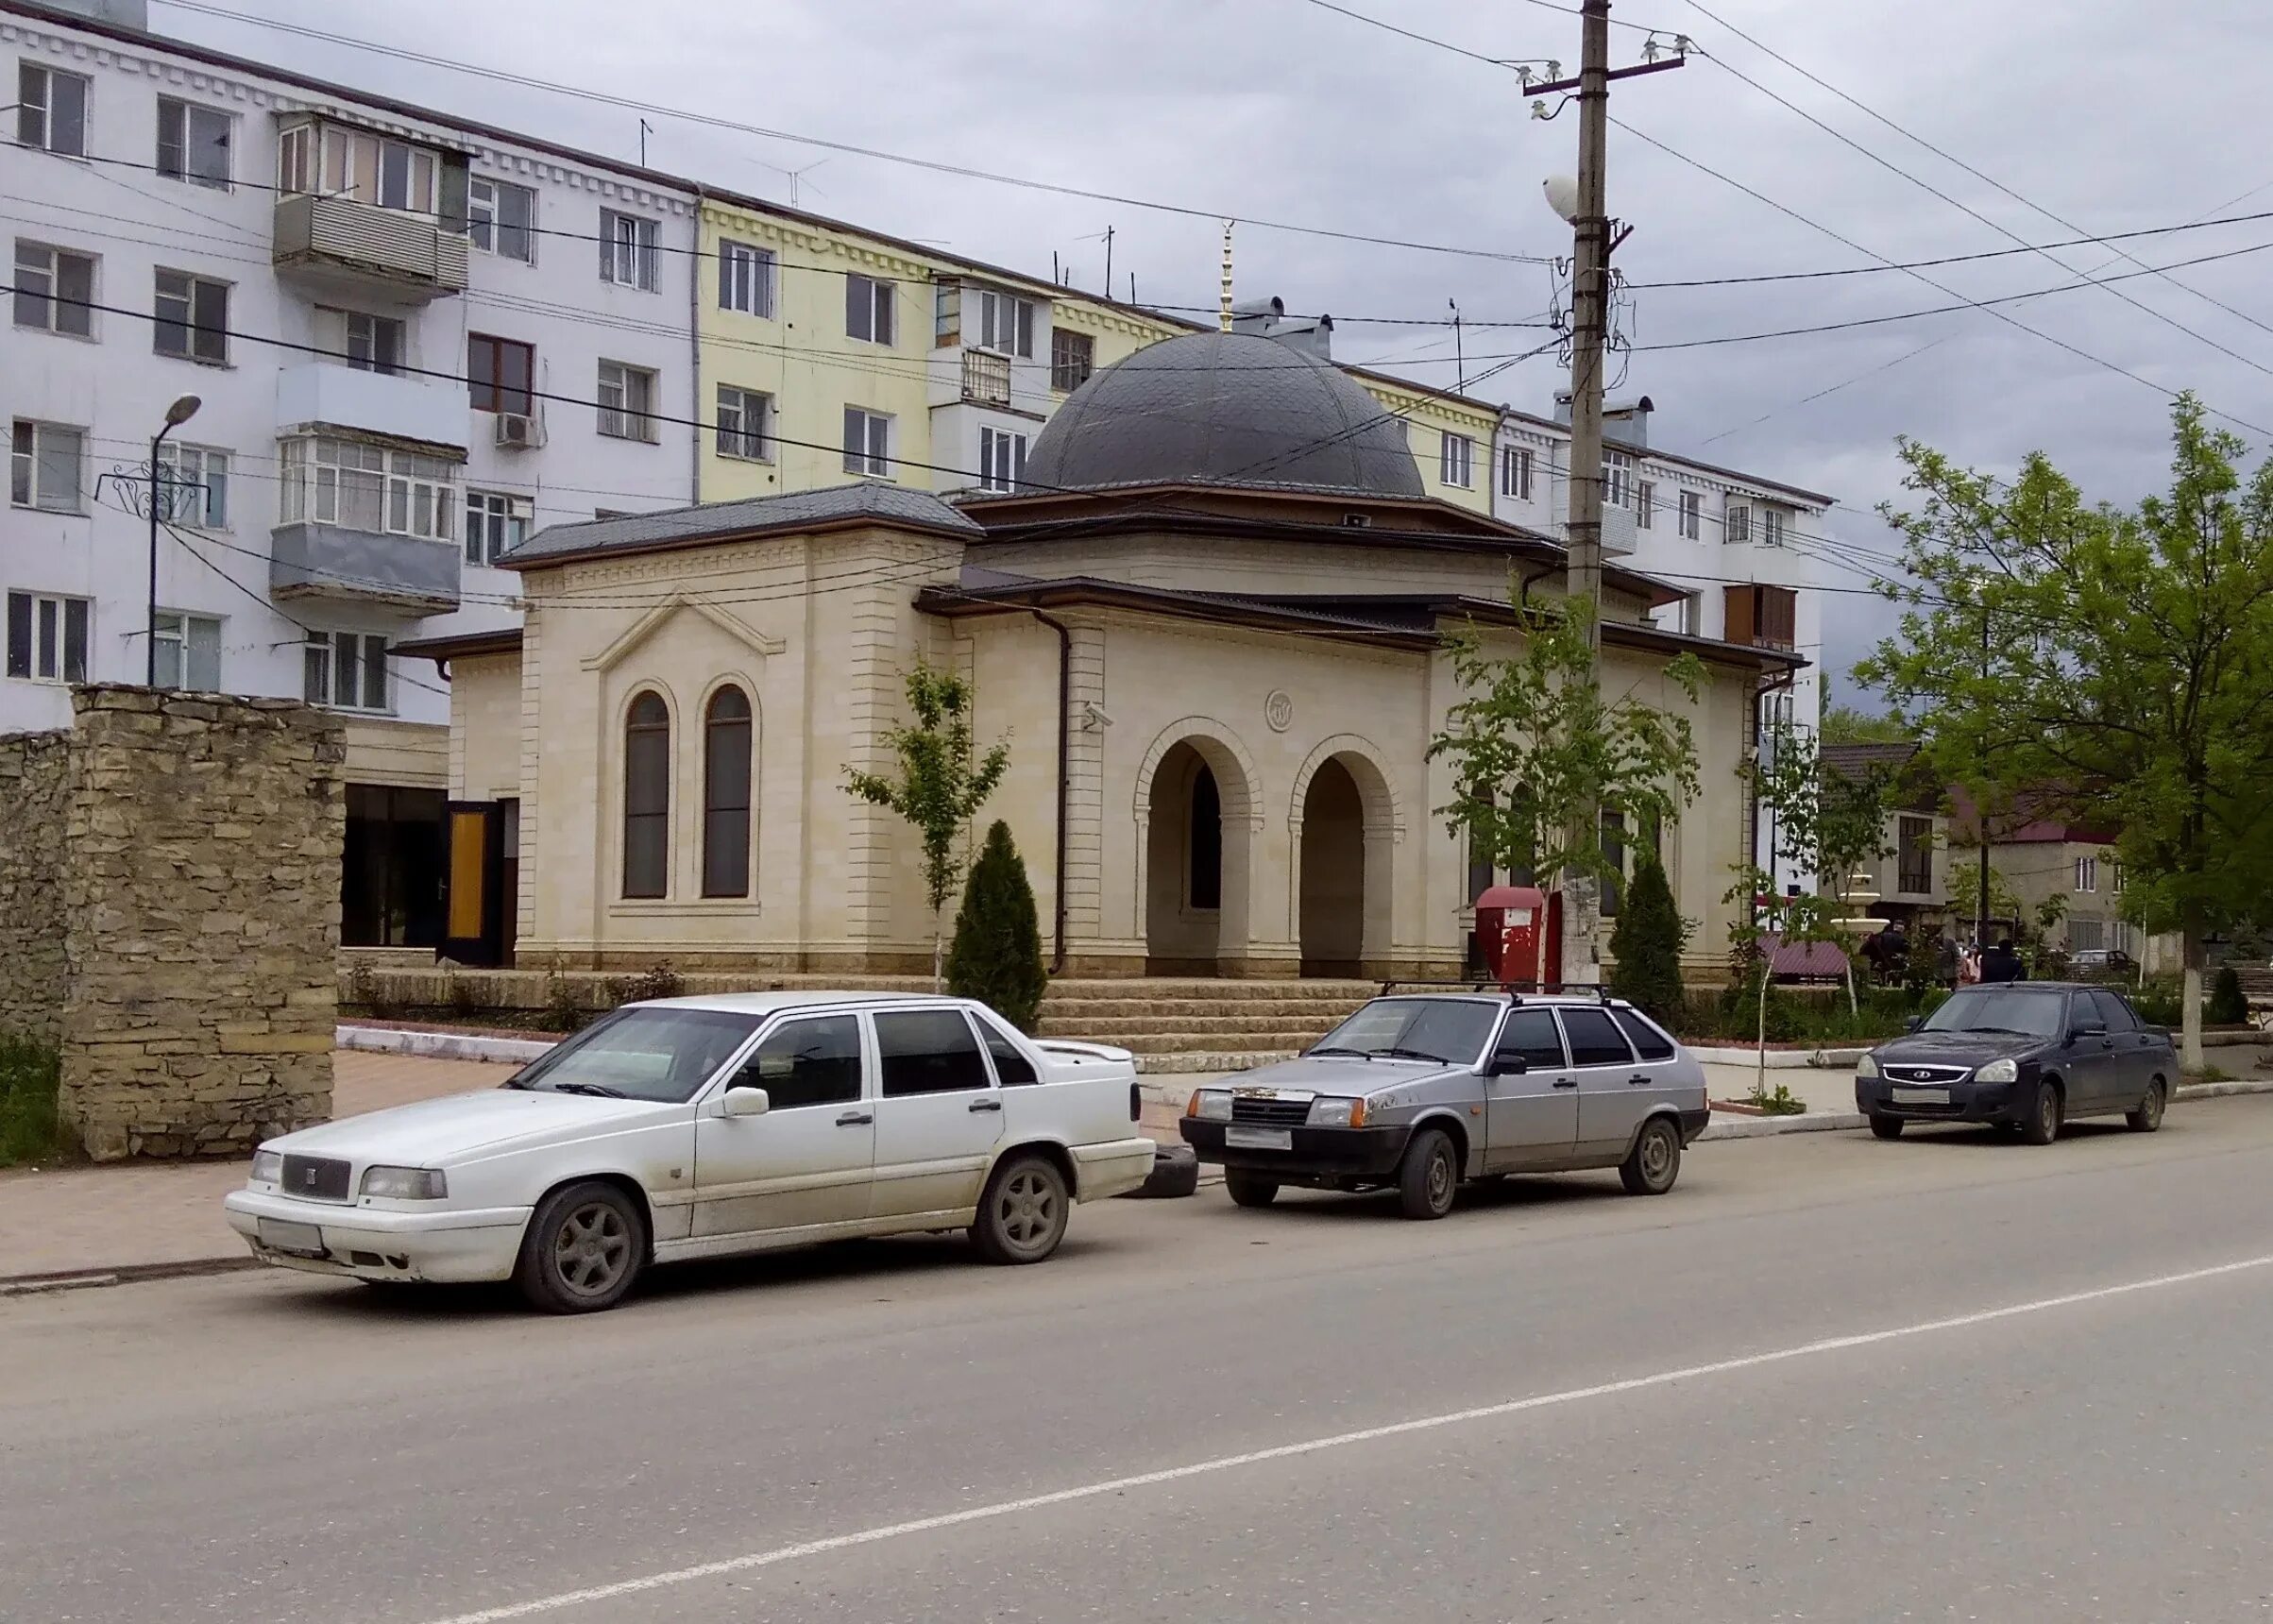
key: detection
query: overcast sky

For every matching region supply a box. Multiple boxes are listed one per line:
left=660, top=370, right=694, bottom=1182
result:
left=164, top=0, right=2273, bottom=698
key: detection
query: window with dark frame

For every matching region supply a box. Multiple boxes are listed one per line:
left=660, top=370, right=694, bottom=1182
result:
left=622, top=691, right=670, bottom=899
left=1051, top=328, right=1094, bottom=391
left=466, top=332, right=534, bottom=414
left=702, top=685, right=753, bottom=898
left=341, top=784, right=445, bottom=949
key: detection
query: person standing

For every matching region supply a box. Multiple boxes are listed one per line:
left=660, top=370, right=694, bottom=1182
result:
left=1981, top=936, right=2027, bottom=984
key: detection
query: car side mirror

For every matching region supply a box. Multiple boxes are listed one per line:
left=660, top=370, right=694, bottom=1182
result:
left=1489, top=1053, right=1527, bottom=1076
left=2071, top=1023, right=2106, bottom=1043
left=1904, top=1016, right=1924, bottom=1033
left=721, top=1084, right=771, bottom=1118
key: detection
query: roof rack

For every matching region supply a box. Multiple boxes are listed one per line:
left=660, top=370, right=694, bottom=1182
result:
left=1376, top=977, right=1620, bottom=1007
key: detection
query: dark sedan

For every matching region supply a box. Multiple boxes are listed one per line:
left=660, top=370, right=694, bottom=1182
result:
left=1857, top=983, right=2175, bottom=1143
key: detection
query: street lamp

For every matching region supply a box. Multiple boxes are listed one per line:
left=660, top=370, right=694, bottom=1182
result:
left=146, top=394, right=201, bottom=687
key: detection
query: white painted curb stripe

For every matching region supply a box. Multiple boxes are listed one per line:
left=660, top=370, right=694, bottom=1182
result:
left=420, top=1250, right=2273, bottom=1624
left=335, top=1024, right=551, bottom=1064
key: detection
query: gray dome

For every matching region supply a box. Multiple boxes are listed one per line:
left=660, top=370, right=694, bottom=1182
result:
left=1023, top=331, right=1426, bottom=499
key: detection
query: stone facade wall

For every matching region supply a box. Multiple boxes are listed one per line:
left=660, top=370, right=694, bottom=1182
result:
left=59, top=687, right=346, bottom=1160
left=0, top=730, right=73, bottom=1042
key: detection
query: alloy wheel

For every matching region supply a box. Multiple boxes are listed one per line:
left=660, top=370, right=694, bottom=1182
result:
left=553, top=1202, right=633, bottom=1297
left=996, top=1169, right=1060, bottom=1252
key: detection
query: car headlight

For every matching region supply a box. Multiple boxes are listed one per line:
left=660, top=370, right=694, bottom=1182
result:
left=249, top=1149, right=282, bottom=1184
left=1188, top=1089, right=1233, bottom=1122
left=360, top=1165, right=449, bottom=1200
left=1975, top=1057, right=2019, bottom=1085
left=1856, top=1054, right=1880, bottom=1079
left=1307, top=1096, right=1368, bottom=1128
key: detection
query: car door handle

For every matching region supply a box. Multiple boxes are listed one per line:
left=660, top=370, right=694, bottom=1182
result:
left=1552, top=1077, right=1578, bottom=1089
left=836, top=1110, right=874, bottom=1127
left=1628, top=1074, right=1651, bottom=1086
left=2100, top=1039, right=2116, bottom=1050
left=968, top=1097, right=1003, bottom=1112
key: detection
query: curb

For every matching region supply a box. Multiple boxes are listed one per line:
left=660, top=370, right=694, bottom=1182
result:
left=337, top=1023, right=551, bottom=1064
left=0, top=1254, right=258, bottom=1297
left=2176, top=1078, right=2273, bottom=1100
left=1699, top=1110, right=1869, bottom=1141
left=1688, top=1045, right=1870, bottom=1069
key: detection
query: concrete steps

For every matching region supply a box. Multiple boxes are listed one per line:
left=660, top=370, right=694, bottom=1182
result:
left=1037, top=977, right=1375, bottom=1077
left=1036, top=1010, right=1346, bottom=1038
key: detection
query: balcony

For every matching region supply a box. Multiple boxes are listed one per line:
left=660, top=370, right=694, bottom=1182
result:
left=961, top=349, right=1013, bottom=408
left=274, top=193, right=469, bottom=300
left=277, top=362, right=469, bottom=454
left=270, top=522, right=461, bottom=615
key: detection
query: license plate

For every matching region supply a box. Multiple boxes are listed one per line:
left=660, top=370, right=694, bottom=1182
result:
left=1891, top=1087, right=1950, bottom=1106
left=257, top=1218, right=327, bottom=1258
left=1224, top=1125, right=1294, bottom=1151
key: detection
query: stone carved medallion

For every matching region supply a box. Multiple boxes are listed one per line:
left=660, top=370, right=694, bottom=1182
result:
left=1264, top=689, right=1295, bottom=733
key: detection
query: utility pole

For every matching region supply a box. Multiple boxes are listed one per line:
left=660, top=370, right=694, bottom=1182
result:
left=1976, top=601, right=1991, bottom=948
left=1103, top=226, right=1114, bottom=297
left=1450, top=299, right=1466, bottom=391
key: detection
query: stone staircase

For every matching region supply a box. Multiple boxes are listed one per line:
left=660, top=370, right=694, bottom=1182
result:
left=1038, top=978, right=1379, bottom=1078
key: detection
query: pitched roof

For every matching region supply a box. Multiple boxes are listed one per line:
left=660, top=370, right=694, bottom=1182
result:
left=1820, top=741, right=1919, bottom=777
left=499, top=484, right=982, bottom=568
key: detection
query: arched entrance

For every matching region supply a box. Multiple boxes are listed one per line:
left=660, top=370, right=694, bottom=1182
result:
left=1293, top=747, right=1397, bottom=978
left=1143, top=737, right=1251, bottom=975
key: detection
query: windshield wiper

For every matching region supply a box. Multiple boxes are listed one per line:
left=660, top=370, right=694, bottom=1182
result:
left=1376, top=1045, right=1445, bottom=1062
left=549, top=1081, right=629, bottom=1098
left=1307, top=1045, right=1374, bottom=1058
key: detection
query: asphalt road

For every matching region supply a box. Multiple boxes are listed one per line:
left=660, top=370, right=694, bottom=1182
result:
left=9, top=1103, right=2273, bottom=1623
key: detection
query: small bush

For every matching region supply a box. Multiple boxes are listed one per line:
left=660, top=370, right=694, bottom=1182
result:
left=2136, top=976, right=2183, bottom=1028
left=541, top=968, right=587, bottom=1034
left=946, top=820, right=1048, bottom=1032
left=1608, top=853, right=1689, bottom=1022
left=0, top=1032, right=71, bottom=1167
left=2209, top=965, right=2248, bottom=1024
left=1747, top=1081, right=1807, bottom=1115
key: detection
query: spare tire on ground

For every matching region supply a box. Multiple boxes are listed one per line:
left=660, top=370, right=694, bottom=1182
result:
left=1120, top=1142, right=1198, bottom=1199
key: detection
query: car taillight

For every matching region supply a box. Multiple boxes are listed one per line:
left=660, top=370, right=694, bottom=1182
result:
left=1129, top=1082, right=1141, bottom=1122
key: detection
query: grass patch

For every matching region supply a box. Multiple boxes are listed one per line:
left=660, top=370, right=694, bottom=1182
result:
left=1747, top=1081, right=1808, bottom=1116
left=0, top=1032, right=73, bottom=1168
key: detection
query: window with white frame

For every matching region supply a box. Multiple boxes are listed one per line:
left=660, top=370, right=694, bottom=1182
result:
left=279, top=436, right=457, bottom=543
left=2112, top=862, right=2125, bottom=894
left=155, top=442, right=229, bottom=529
left=845, top=274, right=895, bottom=346
left=597, top=360, right=659, bottom=441
left=717, top=239, right=776, bottom=317
left=1725, top=501, right=1752, bottom=545
left=16, top=62, right=88, bottom=158
left=152, top=610, right=221, bottom=690
left=1500, top=445, right=1534, bottom=499
left=979, top=425, right=1027, bottom=492
left=1637, top=479, right=1655, bottom=530
left=2070, top=916, right=2104, bottom=951
left=1439, top=431, right=1474, bottom=489
left=974, top=285, right=1035, bottom=358
left=2075, top=855, right=2098, bottom=892
left=599, top=209, right=659, bottom=291
left=464, top=488, right=532, bottom=566
left=10, top=419, right=82, bottom=513
left=154, top=269, right=229, bottom=364
left=1762, top=508, right=1787, bottom=548
left=1678, top=488, right=1701, bottom=539
left=842, top=407, right=891, bottom=477
left=157, top=97, right=231, bottom=189
left=467, top=176, right=534, bottom=262
left=303, top=630, right=390, bottom=713
left=12, top=241, right=93, bottom=337
left=715, top=384, right=772, bottom=461
left=344, top=309, right=405, bottom=375
left=279, top=123, right=439, bottom=212
left=1603, top=448, right=1634, bottom=509
left=5, top=590, right=89, bottom=683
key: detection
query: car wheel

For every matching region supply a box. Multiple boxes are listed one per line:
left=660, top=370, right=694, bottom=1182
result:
left=971, top=1152, right=1070, bottom=1265
left=2020, top=1079, right=2064, bottom=1145
left=1224, top=1169, right=1281, bottom=1209
left=1869, top=1114, right=1905, bottom=1141
left=1397, top=1126, right=1460, bottom=1220
left=515, top=1180, right=646, bottom=1314
left=2127, top=1077, right=2168, bottom=1133
left=1620, top=1116, right=1683, bottom=1195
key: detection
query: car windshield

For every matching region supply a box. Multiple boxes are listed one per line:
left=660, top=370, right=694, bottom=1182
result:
left=1919, top=988, right=2068, bottom=1040
left=501, top=1007, right=763, bottom=1103
left=1310, top=998, right=1500, bottom=1065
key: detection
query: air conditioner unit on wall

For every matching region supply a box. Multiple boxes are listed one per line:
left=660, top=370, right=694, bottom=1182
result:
left=494, top=412, right=545, bottom=449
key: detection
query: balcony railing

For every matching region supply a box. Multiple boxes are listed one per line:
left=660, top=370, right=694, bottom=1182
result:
left=961, top=349, right=1012, bottom=408
left=274, top=194, right=469, bottom=296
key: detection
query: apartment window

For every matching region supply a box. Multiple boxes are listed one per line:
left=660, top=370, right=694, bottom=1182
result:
left=1725, top=502, right=1752, bottom=546
left=303, top=630, right=390, bottom=712
left=1637, top=480, right=1655, bottom=530
left=16, top=62, right=88, bottom=158
left=1724, top=583, right=1797, bottom=651
left=155, top=442, right=229, bottom=529
left=622, top=690, right=670, bottom=899
left=157, top=97, right=231, bottom=189
left=2075, top=855, right=2098, bottom=893
left=1500, top=445, right=1534, bottom=499
left=2112, top=863, right=2125, bottom=894
left=5, top=591, right=89, bottom=684
left=1678, top=488, right=1702, bottom=540
left=702, top=685, right=754, bottom=898
left=1051, top=328, right=1094, bottom=392
left=152, top=611, right=221, bottom=690
left=12, top=242, right=93, bottom=337
left=153, top=269, right=229, bottom=364
left=978, top=425, right=1027, bottom=493
left=2070, top=917, right=2105, bottom=952
left=467, top=176, right=534, bottom=262
left=280, top=436, right=456, bottom=544
left=465, top=489, right=532, bottom=566
left=842, top=407, right=891, bottom=477
left=715, top=384, right=772, bottom=461
left=345, top=310, right=405, bottom=375
left=1603, top=448, right=1633, bottom=509
left=599, top=209, right=659, bottom=291
left=974, top=286, right=1035, bottom=358
left=845, top=273, right=895, bottom=346
left=466, top=332, right=534, bottom=414
left=303, top=127, right=436, bottom=212
left=10, top=420, right=82, bottom=513
left=597, top=360, right=659, bottom=441
left=1897, top=814, right=1933, bottom=895
left=717, top=239, right=776, bottom=317
left=1762, top=508, right=1788, bottom=548
left=1439, top=431, right=1474, bottom=489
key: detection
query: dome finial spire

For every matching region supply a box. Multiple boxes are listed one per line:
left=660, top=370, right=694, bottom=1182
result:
left=1218, top=220, right=1235, bottom=332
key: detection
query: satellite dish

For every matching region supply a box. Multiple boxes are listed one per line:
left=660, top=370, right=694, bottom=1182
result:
left=1542, top=175, right=1581, bottom=224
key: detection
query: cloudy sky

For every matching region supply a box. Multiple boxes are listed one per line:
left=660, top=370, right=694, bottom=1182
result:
left=164, top=0, right=2273, bottom=694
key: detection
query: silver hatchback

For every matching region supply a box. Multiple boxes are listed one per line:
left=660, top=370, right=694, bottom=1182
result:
left=1179, top=991, right=1710, bottom=1218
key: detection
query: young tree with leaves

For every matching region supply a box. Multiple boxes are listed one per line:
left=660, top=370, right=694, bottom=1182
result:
left=1608, top=850, right=1690, bottom=1020
left=1856, top=396, right=2273, bottom=1070
left=843, top=664, right=1011, bottom=989
left=1430, top=596, right=1705, bottom=989
left=1742, top=717, right=1895, bottom=1015
left=946, top=820, right=1048, bottom=1032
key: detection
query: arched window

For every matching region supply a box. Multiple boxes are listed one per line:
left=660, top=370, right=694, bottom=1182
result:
left=702, top=685, right=753, bottom=898
left=1188, top=762, right=1222, bottom=910
left=621, top=690, right=670, bottom=898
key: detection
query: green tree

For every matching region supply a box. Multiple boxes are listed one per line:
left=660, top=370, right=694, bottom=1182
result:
left=1821, top=704, right=1911, bottom=745
left=1608, top=849, right=1689, bottom=1020
left=1741, top=717, right=1895, bottom=1013
left=1855, top=396, right=2273, bottom=1069
left=946, top=820, right=1048, bottom=1032
left=843, top=663, right=1011, bottom=988
left=1430, top=596, right=1705, bottom=988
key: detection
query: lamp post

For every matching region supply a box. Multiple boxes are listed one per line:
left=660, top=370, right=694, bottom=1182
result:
left=146, top=394, right=201, bottom=687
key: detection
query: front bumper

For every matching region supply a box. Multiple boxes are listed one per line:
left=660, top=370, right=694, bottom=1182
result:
left=1856, top=1076, right=2021, bottom=1125
left=1179, top=1118, right=1409, bottom=1182
left=222, top=1188, right=531, bottom=1284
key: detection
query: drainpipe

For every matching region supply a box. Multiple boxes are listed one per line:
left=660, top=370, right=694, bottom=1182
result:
left=689, top=187, right=705, bottom=503
left=1027, top=608, right=1074, bottom=975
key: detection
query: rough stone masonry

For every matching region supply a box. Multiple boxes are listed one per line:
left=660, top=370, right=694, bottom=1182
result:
left=4, top=686, right=346, bottom=1160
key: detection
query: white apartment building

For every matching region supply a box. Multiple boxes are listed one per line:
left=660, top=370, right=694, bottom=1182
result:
left=2, top=0, right=695, bottom=945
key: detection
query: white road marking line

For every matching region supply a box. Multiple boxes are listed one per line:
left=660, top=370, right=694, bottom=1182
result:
left=423, top=1251, right=2273, bottom=1623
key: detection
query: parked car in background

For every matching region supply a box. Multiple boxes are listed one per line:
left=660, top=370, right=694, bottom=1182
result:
left=224, top=993, right=1155, bottom=1311
left=1179, top=991, right=1709, bottom=1218
left=1856, top=983, right=2173, bottom=1144
left=2068, top=948, right=2139, bottom=979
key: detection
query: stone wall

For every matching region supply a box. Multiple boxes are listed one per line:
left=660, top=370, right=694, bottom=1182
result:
left=0, top=730, right=73, bottom=1042
left=57, top=688, right=346, bottom=1160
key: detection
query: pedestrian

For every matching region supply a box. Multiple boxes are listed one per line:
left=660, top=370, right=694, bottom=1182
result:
left=1959, top=940, right=1983, bottom=986
left=1981, top=936, right=2026, bottom=984
left=1935, top=931, right=1959, bottom=988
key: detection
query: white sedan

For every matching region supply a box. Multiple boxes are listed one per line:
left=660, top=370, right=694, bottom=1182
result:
left=224, top=992, right=1157, bottom=1312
